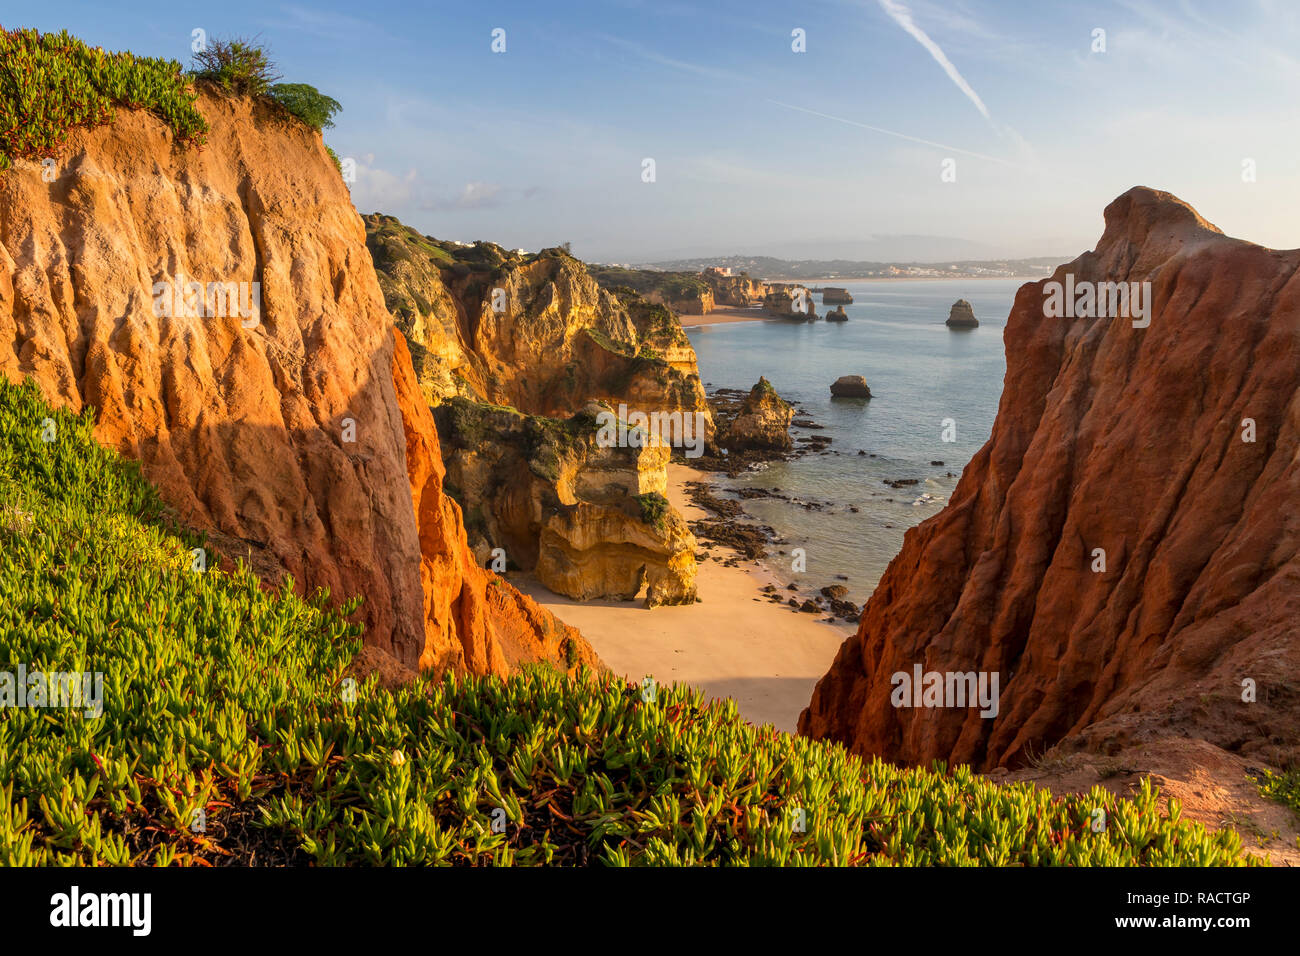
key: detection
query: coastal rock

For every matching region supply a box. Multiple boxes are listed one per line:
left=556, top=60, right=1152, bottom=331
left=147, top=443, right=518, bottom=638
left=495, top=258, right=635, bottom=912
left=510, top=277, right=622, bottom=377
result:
left=821, top=287, right=854, bottom=305
left=763, top=285, right=817, bottom=320
left=701, top=267, right=768, bottom=306
left=434, top=397, right=697, bottom=606
left=800, top=187, right=1300, bottom=774
left=365, top=215, right=712, bottom=426
left=946, top=299, right=979, bottom=328
left=826, top=305, right=849, bottom=322
left=537, top=498, right=697, bottom=608
left=720, top=377, right=793, bottom=453
left=0, top=91, right=594, bottom=676
left=829, top=375, right=872, bottom=398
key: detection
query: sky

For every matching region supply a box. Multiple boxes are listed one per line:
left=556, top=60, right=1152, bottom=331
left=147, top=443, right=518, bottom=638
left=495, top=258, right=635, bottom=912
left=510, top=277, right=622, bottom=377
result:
left=13, top=0, right=1300, bottom=262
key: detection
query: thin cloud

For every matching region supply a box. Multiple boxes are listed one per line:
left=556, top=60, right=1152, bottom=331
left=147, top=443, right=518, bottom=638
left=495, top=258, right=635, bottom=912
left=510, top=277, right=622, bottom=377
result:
left=876, top=0, right=991, bottom=120
left=598, top=34, right=751, bottom=84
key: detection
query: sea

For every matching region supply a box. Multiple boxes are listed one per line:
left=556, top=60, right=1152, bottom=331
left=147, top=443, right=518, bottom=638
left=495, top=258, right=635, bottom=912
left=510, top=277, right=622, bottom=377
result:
left=682, top=278, right=1029, bottom=601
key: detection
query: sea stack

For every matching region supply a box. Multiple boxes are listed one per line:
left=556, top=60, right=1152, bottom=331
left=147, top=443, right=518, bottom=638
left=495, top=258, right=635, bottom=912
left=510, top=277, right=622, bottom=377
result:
left=829, top=375, right=872, bottom=398
left=946, top=299, right=978, bottom=328
left=826, top=305, right=849, bottom=322
left=722, top=377, right=794, bottom=451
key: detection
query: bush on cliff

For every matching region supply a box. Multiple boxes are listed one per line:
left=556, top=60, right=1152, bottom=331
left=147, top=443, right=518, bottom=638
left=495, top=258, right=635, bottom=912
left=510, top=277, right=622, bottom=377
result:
left=190, top=36, right=280, bottom=96
left=0, top=27, right=207, bottom=171
left=0, top=379, right=1258, bottom=866
left=268, top=82, right=341, bottom=131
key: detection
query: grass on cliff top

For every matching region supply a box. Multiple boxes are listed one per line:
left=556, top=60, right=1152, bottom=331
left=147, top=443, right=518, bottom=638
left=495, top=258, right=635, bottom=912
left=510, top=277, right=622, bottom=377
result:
left=0, top=377, right=1258, bottom=866
left=0, top=26, right=208, bottom=171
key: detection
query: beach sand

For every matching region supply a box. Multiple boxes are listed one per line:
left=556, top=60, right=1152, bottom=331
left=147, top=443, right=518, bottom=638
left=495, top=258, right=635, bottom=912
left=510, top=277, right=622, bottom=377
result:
left=511, top=463, right=853, bottom=732
left=675, top=305, right=773, bottom=326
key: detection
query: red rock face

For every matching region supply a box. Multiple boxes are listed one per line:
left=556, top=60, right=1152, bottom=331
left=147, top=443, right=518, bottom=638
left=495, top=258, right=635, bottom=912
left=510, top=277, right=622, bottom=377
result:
left=0, top=92, right=592, bottom=676
left=800, top=188, right=1299, bottom=771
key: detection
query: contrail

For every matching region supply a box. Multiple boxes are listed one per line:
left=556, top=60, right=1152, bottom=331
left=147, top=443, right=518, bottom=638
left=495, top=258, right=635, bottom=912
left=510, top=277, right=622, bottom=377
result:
left=877, top=0, right=992, bottom=121
left=766, top=100, right=1018, bottom=167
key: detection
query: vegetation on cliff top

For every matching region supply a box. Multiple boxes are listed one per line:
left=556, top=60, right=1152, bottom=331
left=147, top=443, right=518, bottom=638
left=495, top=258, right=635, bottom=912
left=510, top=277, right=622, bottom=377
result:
left=0, top=29, right=342, bottom=175
left=0, top=26, right=207, bottom=171
left=0, top=378, right=1258, bottom=865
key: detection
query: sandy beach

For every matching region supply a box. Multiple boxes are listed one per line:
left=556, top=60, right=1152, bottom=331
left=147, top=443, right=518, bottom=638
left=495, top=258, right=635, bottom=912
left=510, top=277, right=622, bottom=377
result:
left=512, top=463, right=853, bottom=732
left=675, top=305, right=774, bottom=326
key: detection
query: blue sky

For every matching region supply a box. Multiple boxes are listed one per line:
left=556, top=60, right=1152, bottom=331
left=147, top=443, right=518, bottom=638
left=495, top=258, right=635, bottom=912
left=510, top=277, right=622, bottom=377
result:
left=14, top=0, right=1300, bottom=261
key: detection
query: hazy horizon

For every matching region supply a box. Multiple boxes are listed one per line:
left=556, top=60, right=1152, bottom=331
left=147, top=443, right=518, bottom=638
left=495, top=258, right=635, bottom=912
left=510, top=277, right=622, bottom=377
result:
left=26, top=0, right=1300, bottom=262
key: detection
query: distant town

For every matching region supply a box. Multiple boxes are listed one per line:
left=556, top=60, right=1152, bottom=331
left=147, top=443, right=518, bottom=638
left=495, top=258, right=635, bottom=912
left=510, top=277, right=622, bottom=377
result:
left=612, top=255, right=1065, bottom=281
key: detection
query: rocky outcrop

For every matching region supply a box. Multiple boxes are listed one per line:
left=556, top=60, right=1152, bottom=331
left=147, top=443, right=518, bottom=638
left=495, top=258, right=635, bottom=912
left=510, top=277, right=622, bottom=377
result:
left=763, top=286, right=817, bottom=319
left=826, top=305, right=849, bottom=322
left=721, top=378, right=793, bottom=452
left=434, top=397, right=697, bottom=607
left=946, top=299, right=979, bottom=328
left=822, top=287, right=854, bottom=305
left=701, top=268, right=769, bottom=306
left=800, top=188, right=1300, bottom=775
left=829, top=375, right=872, bottom=398
left=364, top=215, right=711, bottom=426
left=0, top=90, right=595, bottom=677
left=537, top=496, right=697, bottom=608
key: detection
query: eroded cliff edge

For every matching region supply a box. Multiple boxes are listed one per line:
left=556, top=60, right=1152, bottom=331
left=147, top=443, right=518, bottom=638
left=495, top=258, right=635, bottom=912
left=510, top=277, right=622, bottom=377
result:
left=0, top=90, right=595, bottom=676
left=801, top=187, right=1299, bottom=774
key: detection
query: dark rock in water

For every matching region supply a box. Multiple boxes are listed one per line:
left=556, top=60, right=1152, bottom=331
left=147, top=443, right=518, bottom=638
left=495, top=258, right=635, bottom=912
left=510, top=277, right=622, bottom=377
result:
left=946, top=299, right=979, bottom=328
left=820, top=585, right=849, bottom=600
left=930, top=460, right=945, bottom=466
left=826, top=305, right=849, bottom=322
left=822, top=287, right=853, bottom=305
left=829, top=375, right=872, bottom=398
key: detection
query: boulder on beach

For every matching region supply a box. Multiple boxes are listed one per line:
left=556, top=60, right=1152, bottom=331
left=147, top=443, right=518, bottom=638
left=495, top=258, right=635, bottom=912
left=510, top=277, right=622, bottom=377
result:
left=946, top=299, right=979, bottom=328
left=829, top=375, right=872, bottom=398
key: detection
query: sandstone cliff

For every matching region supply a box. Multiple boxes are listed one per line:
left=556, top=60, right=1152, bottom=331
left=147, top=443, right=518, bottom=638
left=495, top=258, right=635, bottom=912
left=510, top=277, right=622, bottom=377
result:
left=364, top=214, right=711, bottom=424
left=801, top=188, right=1299, bottom=775
left=0, top=90, right=595, bottom=677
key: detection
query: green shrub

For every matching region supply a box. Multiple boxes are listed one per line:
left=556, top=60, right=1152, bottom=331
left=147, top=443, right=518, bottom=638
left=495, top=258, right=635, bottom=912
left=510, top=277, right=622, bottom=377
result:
left=268, top=82, right=341, bottom=131
left=190, top=36, right=280, bottom=96
left=0, top=378, right=1258, bottom=866
left=635, top=492, right=670, bottom=531
left=0, top=27, right=207, bottom=171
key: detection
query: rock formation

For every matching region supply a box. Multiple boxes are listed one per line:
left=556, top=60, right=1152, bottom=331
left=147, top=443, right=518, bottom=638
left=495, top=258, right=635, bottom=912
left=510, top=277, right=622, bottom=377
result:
left=822, top=287, right=854, bottom=305
left=720, top=378, right=793, bottom=452
left=0, top=90, right=595, bottom=677
left=763, top=286, right=817, bottom=320
left=826, top=305, right=849, bottom=322
left=830, top=375, right=872, bottom=398
left=801, top=188, right=1299, bottom=777
left=433, top=398, right=697, bottom=606
left=946, top=299, right=979, bottom=328
left=365, top=215, right=711, bottom=607
left=365, top=215, right=711, bottom=425
left=701, top=268, right=767, bottom=306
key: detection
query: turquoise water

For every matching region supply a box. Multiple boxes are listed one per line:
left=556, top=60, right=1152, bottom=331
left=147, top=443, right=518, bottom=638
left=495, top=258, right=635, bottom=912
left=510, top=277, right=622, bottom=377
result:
left=684, top=278, right=1025, bottom=600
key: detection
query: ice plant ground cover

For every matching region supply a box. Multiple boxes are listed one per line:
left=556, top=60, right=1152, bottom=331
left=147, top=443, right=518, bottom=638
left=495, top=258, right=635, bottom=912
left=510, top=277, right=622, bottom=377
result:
left=0, top=378, right=1257, bottom=865
left=0, top=26, right=207, bottom=170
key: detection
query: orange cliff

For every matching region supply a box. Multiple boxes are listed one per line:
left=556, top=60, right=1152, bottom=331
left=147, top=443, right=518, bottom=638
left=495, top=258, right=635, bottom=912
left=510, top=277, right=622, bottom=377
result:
left=0, top=90, right=595, bottom=677
left=800, top=188, right=1299, bottom=773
